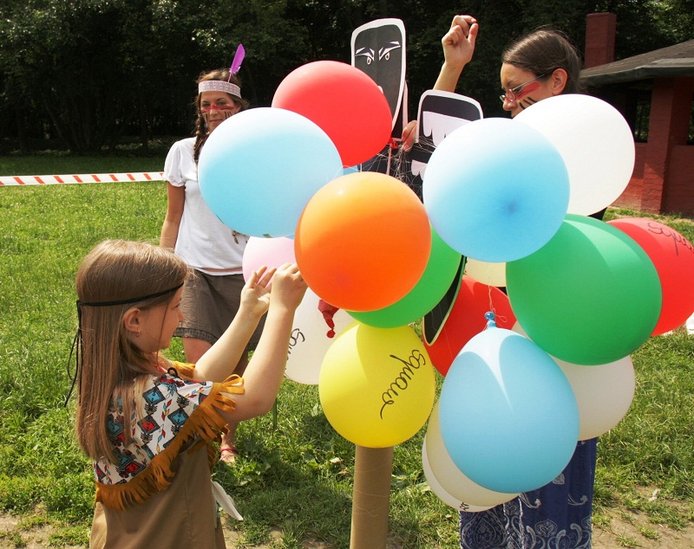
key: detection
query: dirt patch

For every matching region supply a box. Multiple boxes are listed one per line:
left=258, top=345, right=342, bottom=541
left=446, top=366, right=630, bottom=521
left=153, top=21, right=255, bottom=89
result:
left=593, top=509, right=694, bottom=548
left=0, top=514, right=83, bottom=549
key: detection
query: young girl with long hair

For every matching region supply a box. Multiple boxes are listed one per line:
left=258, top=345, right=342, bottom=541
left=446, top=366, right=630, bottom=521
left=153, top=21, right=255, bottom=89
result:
left=74, top=239, right=306, bottom=547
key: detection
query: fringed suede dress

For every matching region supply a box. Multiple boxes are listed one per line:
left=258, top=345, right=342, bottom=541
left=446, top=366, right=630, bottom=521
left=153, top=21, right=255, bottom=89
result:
left=89, top=362, right=242, bottom=548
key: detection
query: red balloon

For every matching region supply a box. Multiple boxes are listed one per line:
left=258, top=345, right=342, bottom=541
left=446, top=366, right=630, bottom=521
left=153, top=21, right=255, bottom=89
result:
left=272, top=60, right=392, bottom=167
left=424, top=276, right=516, bottom=376
left=608, top=217, right=694, bottom=335
left=294, top=172, right=431, bottom=312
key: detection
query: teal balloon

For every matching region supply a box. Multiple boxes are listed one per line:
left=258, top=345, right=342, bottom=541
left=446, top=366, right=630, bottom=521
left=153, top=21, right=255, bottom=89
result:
left=348, top=228, right=462, bottom=327
left=199, top=107, right=342, bottom=237
left=506, top=214, right=661, bottom=365
left=438, top=327, right=579, bottom=493
left=423, top=118, right=569, bottom=262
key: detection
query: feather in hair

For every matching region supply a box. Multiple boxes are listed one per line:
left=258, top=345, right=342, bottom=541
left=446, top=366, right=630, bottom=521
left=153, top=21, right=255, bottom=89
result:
left=229, top=44, right=245, bottom=78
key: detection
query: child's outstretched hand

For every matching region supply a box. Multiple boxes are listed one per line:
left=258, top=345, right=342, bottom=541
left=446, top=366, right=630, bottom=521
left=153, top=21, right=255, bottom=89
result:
left=239, top=266, right=276, bottom=319
left=270, top=263, right=307, bottom=312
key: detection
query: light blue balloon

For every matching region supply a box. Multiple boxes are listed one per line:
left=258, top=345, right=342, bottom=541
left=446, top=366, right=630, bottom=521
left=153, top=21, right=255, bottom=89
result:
left=423, top=118, right=569, bottom=262
left=438, top=326, right=579, bottom=494
left=199, top=107, right=343, bottom=237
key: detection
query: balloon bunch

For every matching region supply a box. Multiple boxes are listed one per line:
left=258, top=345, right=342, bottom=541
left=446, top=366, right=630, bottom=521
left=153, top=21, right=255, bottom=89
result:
left=198, top=60, right=694, bottom=491
left=199, top=60, right=441, bottom=445
left=421, top=94, right=694, bottom=509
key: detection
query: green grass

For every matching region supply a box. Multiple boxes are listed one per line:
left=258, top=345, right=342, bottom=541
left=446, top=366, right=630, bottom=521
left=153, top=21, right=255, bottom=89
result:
left=0, top=156, right=692, bottom=547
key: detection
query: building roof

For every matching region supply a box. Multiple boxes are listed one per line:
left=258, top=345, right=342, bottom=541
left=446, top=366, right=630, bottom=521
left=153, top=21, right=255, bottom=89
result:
left=580, top=39, right=694, bottom=86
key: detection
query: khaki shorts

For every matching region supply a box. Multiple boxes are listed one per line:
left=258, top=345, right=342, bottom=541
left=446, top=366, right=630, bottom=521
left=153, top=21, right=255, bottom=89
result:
left=175, top=270, right=263, bottom=352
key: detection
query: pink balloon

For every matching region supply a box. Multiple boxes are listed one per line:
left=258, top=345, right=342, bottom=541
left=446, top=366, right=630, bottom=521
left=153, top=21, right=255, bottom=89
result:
left=242, top=236, right=296, bottom=282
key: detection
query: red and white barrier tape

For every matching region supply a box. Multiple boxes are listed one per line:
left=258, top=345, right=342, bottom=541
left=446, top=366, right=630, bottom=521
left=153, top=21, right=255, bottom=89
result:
left=0, top=172, right=165, bottom=187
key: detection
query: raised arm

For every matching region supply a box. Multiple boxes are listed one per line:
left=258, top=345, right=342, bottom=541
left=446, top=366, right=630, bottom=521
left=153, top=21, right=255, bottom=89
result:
left=401, top=15, right=479, bottom=150
left=192, top=266, right=275, bottom=382
left=433, top=15, right=479, bottom=92
left=216, top=263, right=307, bottom=421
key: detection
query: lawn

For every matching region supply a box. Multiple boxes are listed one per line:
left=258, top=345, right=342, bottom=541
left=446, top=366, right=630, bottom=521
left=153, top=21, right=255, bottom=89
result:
left=0, top=155, right=692, bottom=548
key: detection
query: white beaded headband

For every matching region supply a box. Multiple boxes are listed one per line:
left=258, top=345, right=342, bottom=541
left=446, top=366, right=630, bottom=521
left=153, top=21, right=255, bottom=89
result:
left=198, top=80, right=241, bottom=98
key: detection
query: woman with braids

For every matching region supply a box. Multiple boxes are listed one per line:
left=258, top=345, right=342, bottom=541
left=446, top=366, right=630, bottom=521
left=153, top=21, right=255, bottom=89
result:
left=160, top=68, right=255, bottom=464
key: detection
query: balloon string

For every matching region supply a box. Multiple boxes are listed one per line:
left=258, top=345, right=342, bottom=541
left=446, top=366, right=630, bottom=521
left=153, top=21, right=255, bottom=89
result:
left=386, top=143, right=393, bottom=175
left=414, top=135, right=437, bottom=152
left=486, top=284, right=513, bottom=327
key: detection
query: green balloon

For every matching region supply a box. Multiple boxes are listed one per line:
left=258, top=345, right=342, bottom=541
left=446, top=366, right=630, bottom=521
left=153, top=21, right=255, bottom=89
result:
left=348, top=228, right=462, bottom=328
left=506, top=214, right=661, bottom=365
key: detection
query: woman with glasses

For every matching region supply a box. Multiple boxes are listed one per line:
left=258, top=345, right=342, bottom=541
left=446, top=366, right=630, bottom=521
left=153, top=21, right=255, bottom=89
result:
left=434, top=16, right=598, bottom=549
left=160, top=68, right=261, bottom=465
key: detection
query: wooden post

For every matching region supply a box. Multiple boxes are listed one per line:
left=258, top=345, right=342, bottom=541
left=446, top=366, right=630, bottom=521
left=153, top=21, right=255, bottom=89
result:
left=349, top=445, right=394, bottom=549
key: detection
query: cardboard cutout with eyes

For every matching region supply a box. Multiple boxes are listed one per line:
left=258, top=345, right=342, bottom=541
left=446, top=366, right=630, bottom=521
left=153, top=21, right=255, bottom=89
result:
left=352, top=19, right=407, bottom=174
left=352, top=18, right=406, bottom=130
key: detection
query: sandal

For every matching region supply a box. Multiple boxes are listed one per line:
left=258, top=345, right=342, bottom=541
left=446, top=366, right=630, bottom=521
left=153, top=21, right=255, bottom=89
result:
left=220, top=445, right=239, bottom=465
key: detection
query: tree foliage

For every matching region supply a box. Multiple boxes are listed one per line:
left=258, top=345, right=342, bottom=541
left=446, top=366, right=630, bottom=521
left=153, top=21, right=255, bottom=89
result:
left=0, top=0, right=690, bottom=152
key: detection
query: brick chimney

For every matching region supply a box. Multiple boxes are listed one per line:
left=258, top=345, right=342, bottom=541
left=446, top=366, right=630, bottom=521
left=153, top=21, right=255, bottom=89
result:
left=584, top=12, right=617, bottom=68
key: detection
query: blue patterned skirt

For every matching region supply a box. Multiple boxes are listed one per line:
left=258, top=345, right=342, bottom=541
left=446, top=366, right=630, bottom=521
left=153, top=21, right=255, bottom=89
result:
left=459, top=439, right=597, bottom=549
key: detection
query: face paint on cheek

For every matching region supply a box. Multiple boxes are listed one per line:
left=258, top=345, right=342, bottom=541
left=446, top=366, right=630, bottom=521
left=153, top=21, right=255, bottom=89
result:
left=513, top=81, right=542, bottom=101
left=517, top=97, right=538, bottom=111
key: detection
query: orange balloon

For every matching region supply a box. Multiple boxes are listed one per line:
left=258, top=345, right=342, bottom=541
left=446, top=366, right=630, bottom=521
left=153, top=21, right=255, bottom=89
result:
left=295, top=172, right=431, bottom=311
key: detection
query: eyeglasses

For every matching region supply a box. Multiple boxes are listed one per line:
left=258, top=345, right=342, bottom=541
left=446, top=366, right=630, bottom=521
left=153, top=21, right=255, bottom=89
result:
left=499, top=73, right=548, bottom=104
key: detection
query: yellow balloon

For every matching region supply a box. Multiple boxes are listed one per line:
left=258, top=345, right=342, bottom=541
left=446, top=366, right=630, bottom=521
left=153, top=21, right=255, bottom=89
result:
left=319, top=323, right=436, bottom=447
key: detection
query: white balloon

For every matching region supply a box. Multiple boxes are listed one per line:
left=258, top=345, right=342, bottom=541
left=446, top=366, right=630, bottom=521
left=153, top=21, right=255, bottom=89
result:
left=514, top=94, right=635, bottom=216
left=556, top=356, right=636, bottom=440
left=464, top=258, right=507, bottom=287
left=421, top=438, right=466, bottom=510
left=424, top=401, right=517, bottom=509
left=285, top=289, right=353, bottom=385
left=512, top=322, right=635, bottom=440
